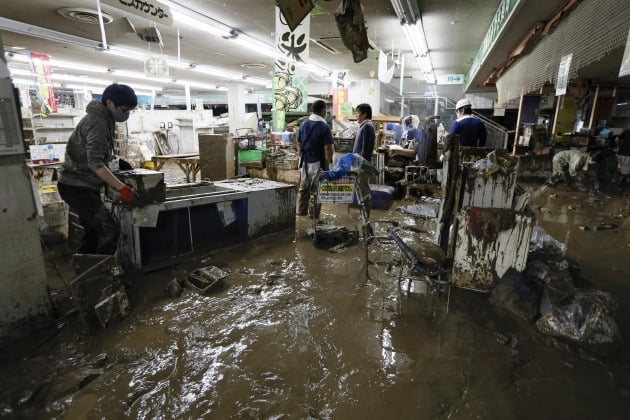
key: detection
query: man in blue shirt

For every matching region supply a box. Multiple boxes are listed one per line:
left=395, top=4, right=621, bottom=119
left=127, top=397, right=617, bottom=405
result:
left=297, top=99, right=334, bottom=216
left=450, top=98, right=487, bottom=147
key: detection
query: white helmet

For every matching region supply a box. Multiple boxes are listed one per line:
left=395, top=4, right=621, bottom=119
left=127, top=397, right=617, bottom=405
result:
left=455, top=98, right=471, bottom=110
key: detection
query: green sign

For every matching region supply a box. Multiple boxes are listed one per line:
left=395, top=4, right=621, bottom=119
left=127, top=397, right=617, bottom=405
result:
left=339, top=103, right=353, bottom=117
left=464, top=0, right=521, bottom=90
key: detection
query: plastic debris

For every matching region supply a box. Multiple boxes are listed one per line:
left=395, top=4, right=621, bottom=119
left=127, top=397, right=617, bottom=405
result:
left=400, top=201, right=440, bottom=219
left=529, top=226, right=567, bottom=255
left=185, top=266, right=228, bottom=295
left=536, top=288, right=621, bottom=345
left=490, top=268, right=541, bottom=321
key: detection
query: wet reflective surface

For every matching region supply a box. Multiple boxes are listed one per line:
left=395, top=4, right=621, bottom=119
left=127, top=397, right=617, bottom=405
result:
left=1, top=187, right=629, bottom=419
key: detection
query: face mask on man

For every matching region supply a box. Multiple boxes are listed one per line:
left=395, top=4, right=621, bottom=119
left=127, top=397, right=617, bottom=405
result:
left=111, top=106, right=131, bottom=122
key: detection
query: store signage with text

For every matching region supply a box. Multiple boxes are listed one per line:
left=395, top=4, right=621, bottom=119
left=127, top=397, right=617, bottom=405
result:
left=332, top=88, right=349, bottom=119
left=556, top=53, right=572, bottom=96
left=437, top=74, right=464, bottom=85
left=102, top=0, right=173, bottom=26
left=317, top=175, right=357, bottom=204
left=28, top=52, right=57, bottom=115
left=464, top=0, right=521, bottom=90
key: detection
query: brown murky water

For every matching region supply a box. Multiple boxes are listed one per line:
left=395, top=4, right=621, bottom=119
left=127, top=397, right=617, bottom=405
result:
left=1, top=186, right=629, bottom=419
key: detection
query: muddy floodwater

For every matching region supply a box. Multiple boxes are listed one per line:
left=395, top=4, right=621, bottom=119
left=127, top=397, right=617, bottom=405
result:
left=1, top=186, right=629, bottom=419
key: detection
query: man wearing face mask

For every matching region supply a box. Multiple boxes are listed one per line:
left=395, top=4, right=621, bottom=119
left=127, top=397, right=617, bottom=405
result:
left=58, top=83, right=137, bottom=255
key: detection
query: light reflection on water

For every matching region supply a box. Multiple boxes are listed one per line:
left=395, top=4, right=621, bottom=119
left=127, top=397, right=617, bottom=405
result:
left=1, top=200, right=628, bottom=418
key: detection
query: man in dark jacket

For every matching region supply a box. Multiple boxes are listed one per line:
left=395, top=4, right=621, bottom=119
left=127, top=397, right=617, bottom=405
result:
left=352, top=103, right=375, bottom=214
left=296, top=99, right=334, bottom=216
left=58, top=83, right=137, bottom=254
left=352, top=103, right=375, bottom=162
left=450, top=98, right=487, bottom=147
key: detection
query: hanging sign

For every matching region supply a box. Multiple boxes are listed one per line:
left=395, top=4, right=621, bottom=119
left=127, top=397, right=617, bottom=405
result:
left=276, top=0, right=314, bottom=32
left=378, top=50, right=394, bottom=84
left=28, top=52, right=57, bottom=115
left=437, top=74, right=464, bottom=85
left=317, top=175, right=357, bottom=203
left=144, top=54, right=170, bottom=78
left=619, top=27, right=630, bottom=78
left=556, top=53, right=572, bottom=96
left=332, top=87, right=348, bottom=119
left=339, top=103, right=353, bottom=118
left=102, top=0, right=173, bottom=26
left=333, top=69, right=349, bottom=88
left=273, top=6, right=310, bottom=130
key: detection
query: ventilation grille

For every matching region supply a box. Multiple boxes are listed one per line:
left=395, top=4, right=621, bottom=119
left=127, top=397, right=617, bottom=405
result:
left=496, top=0, right=628, bottom=104
left=57, top=8, right=113, bottom=24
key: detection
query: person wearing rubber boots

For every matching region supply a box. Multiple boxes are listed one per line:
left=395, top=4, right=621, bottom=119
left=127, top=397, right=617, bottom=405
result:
left=58, top=83, right=137, bottom=255
left=296, top=99, right=334, bottom=217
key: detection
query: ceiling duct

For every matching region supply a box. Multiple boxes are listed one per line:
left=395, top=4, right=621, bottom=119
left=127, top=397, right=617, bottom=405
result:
left=57, top=7, right=114, bottom=24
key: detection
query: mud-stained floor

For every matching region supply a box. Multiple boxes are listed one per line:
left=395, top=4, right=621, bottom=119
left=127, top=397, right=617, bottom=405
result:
left=0, top=184, right=629, bottom=419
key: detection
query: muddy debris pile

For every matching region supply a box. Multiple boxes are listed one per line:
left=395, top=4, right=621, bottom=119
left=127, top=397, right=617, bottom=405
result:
left=490, top=226, right=621, bottom=350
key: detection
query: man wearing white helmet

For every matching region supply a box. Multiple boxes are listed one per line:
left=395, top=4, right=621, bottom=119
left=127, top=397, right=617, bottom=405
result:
left=450, top=98, right=487, bottom=147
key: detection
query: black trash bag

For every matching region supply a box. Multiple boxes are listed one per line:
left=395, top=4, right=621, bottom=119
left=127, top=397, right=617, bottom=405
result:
left=536, top=287, right=621, bottom=345
left=489, top=268, right=542, bottom=321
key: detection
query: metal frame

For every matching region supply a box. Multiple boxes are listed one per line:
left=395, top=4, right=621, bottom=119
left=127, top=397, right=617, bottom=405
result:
left=311, top=169, right=373, bottom=281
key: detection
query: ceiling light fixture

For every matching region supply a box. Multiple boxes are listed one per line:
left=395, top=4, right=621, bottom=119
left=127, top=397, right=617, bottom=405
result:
left=390, top=0, right=420, bottom=25
left=391, top=1, right=436, bottom=85
left=0, top=16, right=102, bottom=50
left=8, top=67, right=165, bottom=91
left=163, top=0, right=336, bottom=80
left=10, top=78, right=154, bottom=96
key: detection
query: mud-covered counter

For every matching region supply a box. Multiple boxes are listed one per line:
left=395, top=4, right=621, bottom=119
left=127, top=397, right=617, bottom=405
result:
left=116, top=178, right=295, bottom=271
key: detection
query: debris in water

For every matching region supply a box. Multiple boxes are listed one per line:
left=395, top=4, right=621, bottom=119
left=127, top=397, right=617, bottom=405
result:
left=400, top=201, right=440, bottom=219
left=307, top=224, right=359, bottom=249
left=596, top=222, right=618, bottom=231
left=490, top=268, right=541, bottom=321
left=537, top=288, right=621, bottom=345
left=185, top=266, right=228, bottom=295
left=578, top=225, right=591, bottom=231
left=165, top=278, right=183, bottom=298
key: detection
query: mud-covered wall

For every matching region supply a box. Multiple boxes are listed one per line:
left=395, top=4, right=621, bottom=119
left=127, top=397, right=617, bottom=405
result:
left=0, top=159, right=51, bottom=337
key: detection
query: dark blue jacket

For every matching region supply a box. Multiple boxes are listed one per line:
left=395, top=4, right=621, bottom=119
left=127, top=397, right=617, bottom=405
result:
left=353, top=120, right=375, bottom=162
left=450, top=116, right=487, bottom=147
left=298, top=117, right=333, bottom=164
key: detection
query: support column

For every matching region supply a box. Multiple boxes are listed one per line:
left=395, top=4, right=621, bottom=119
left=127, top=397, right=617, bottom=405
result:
left=227, top=83, right=246, bottom=136
left=588, top=84, right=600, bottom=129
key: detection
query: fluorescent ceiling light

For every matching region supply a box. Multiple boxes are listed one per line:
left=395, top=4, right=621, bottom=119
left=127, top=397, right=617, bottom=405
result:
left=163, top=0, right=232, bottom=37
left=390, top=0, right=420, bottom=25
left=162, top=1, right=336, bottom=79
left=0, top=16, right=102, bottom=50
left=10, top=77, right=153, bottom=96
left=401, top=22, right=428, bottom=57
left=9, top=67, right=164, bottom=91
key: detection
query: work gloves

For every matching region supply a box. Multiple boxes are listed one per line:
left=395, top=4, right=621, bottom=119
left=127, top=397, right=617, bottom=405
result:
left=118, top=185, right=135, bottom=203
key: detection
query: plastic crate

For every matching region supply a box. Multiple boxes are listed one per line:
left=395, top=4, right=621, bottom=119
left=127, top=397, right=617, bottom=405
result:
left=238, top=149, right=266, bottom=162
left=40, top=201, right=68, bottom=229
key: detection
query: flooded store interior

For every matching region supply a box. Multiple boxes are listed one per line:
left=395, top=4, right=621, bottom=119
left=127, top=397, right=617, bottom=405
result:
left=1, top=0, right=630, bottom=418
